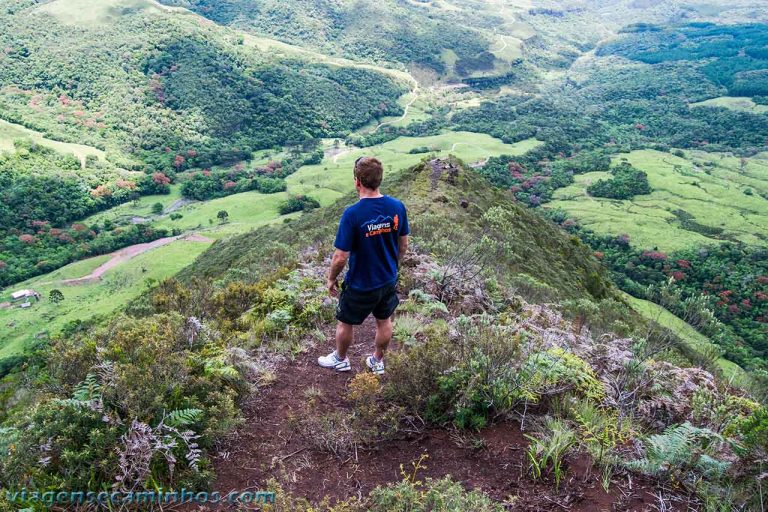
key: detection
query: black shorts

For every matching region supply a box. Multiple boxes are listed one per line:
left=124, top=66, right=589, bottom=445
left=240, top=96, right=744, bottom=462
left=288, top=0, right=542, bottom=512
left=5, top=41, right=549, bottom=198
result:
left=336, top=282, right=399, bottom=325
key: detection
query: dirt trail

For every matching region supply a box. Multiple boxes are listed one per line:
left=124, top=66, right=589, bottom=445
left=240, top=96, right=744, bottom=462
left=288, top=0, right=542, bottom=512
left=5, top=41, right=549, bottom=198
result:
left=204, top=317, right=660, bottom=510
left=59, top=233, right=212, bottom=286
left=374, top=84, right=420, bottom=132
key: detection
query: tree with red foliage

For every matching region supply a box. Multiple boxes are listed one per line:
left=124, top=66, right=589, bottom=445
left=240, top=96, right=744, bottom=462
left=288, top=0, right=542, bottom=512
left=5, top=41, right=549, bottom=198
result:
left=152, top=172, right=171, bottom=186
left=641, top=250, right=667, bottom=261
left=671, top=271, right=685, bottom=281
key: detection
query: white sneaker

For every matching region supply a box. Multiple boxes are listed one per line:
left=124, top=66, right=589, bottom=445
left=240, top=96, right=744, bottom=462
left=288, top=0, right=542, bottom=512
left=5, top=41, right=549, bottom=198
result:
left=366, top=355, right=385, bottom=375
left=317, top=351, right=351, bottom=372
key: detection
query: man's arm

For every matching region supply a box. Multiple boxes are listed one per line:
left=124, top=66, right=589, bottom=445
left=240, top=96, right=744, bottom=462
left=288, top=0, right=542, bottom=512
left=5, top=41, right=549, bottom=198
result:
left=327, top=249, right=349, bottom=296
left=398, top=235, right=408, bottom=263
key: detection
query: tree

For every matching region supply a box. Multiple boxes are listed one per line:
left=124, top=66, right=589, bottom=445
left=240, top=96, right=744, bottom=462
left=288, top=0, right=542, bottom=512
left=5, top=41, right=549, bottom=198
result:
left=49, top=289, right=64, bottom=305
left=217, top=210, right=229, bottom=223
left=152, top=203, right=164, bottom=215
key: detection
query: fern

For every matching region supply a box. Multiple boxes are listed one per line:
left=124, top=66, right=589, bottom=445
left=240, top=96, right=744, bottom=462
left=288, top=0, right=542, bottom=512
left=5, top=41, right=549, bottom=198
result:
left=203, top=359, right=240, bottom=380
left=72, top=373, right=102, bottom=402
left=626, top=422, right=729, bottom=478
left=165, top=408, right=202, bottom=428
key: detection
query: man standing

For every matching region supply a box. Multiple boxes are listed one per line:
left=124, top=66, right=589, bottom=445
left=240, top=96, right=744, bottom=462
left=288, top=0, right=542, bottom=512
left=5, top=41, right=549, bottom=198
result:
left=318, top=157, right=409, bottom=375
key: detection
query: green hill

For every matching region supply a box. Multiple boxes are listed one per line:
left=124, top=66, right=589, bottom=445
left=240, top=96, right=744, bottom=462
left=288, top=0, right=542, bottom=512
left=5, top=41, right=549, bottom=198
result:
left=0, top=0, right=407, bottom=172
left=183, top=158, right=612, bottom=301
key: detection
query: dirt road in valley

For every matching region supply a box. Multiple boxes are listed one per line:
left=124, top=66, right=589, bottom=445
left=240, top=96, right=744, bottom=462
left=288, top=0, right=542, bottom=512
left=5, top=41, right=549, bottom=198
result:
left=59, top=233, right=212, bottom=286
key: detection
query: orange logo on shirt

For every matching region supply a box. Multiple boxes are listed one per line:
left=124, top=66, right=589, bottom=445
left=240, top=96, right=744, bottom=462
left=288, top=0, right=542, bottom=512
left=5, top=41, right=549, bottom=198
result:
left=393, top=214, right=399, bottom=231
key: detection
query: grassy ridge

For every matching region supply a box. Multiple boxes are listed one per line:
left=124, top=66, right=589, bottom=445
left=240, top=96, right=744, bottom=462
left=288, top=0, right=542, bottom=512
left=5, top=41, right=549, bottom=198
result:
left=184, top=158, right=612, bottom=303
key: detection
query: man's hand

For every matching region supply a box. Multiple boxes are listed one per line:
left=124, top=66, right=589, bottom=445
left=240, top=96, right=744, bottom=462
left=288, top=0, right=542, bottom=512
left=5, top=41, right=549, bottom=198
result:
left=327, top=249, right=349, bottom=297
left=327, top=278, right=339, bottom=297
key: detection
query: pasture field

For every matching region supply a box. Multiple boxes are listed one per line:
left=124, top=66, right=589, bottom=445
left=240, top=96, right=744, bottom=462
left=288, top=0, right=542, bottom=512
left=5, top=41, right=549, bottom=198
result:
left=547, top=149, right=768, bottom=252
left=84, top=132, right=537, bottom=240
left=0, top=239, right=211, bottom=358
left=35, top=0, right=179, bottom=26
left=287, top=132, right=542, bottom=202
left=690, top=96, right=768, bottom=115
left=0, top=119, right=105, bottom=165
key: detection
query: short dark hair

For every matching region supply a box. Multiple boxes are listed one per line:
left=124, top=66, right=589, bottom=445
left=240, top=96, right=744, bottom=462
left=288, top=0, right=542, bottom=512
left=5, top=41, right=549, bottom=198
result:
left=354, top=157, right=383, bottom=190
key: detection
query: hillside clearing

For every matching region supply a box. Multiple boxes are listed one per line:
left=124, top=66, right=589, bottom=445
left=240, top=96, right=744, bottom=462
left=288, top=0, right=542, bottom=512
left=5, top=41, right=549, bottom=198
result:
left=547, top=149, right=768, bottom=252
left=0, top=238, right=211, bottom=359
left=690, top=96, right=768, bottom=115
left=0, top=119, right=105, bottom=166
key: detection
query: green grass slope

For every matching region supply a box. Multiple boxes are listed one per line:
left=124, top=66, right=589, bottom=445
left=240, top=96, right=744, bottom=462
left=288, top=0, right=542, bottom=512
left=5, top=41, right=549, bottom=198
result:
left=0, top=238, right=211, bottom=358
left=624, top=293, right=746, bottom=381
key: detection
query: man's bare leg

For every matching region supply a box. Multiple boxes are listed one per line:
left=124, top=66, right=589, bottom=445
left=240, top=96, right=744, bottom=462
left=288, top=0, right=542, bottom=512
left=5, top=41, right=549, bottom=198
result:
left=373, top=317, right=393, bottom=360
left=336, top=321, right=354, bottom=360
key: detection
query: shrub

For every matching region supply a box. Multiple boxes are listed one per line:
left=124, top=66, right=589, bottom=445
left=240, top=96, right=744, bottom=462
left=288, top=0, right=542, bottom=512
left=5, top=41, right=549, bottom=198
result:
left=368, top=477, right=504, bottom=512
left=421, top=319, right=530, bottom=430
left=294, top=375, right=403, bottom=459
left=734, top=406, right=768, bottom=453
left=278, top=195, right=320, bottom=215
left=1, top=314, right=246, bottom=492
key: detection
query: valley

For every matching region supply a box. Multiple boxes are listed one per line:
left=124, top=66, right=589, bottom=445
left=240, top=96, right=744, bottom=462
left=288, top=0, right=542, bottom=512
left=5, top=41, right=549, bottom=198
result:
left=0, top=131, right=536, bottom=358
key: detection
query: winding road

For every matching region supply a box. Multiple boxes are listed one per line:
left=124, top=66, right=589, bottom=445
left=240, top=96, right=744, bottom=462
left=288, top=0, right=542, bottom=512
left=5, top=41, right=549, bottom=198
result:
left=374, top=83, right=420, bottom=132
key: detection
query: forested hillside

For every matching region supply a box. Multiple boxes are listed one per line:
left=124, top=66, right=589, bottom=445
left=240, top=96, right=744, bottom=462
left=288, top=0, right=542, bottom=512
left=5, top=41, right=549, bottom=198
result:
left=157, top=0, right=493, bottom=75
left=0, top=1, right=767, bottom=510
left=0, top=0, right=406, bottom=172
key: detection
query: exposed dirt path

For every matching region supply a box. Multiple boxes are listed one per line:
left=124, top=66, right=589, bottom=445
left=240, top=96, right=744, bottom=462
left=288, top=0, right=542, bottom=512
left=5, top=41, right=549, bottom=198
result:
left=201, top=316, right=661, bottom=510
left=59, top=233, right=212, bottom=286
left=374, top=84, right=420, bottom=132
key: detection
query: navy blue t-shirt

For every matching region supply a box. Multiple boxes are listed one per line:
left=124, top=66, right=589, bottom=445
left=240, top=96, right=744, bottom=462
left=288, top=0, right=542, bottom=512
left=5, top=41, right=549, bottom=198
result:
left=334, top=195, right=410, bottom=292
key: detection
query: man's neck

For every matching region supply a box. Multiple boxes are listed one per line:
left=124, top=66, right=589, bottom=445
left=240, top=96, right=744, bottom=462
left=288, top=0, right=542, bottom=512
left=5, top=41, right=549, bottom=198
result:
left=358, top=188, right=383, bottom=200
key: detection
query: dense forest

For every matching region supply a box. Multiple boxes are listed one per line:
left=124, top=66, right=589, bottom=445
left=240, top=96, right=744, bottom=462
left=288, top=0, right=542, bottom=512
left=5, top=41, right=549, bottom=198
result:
left=554, top=218, right=768, bottom=373
left=600, top=23, right=768, bottom=97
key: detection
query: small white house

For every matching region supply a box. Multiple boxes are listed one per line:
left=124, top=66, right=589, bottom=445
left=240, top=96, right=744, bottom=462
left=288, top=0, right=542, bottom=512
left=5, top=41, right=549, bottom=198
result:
left=11, top=289, right=41, bottom=302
